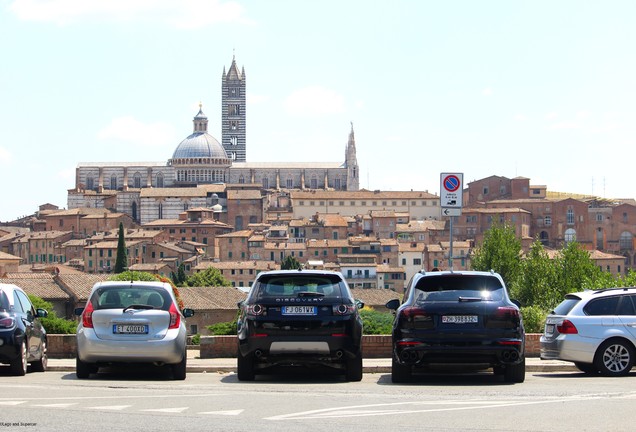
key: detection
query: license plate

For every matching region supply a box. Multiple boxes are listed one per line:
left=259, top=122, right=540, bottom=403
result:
left=282, top=306, right=317, bottom=316
left=113, top=324, right=149, bottom=334
left=546, top=324, right=555, bottom=335
left=442, top=315, right=478, bottom=324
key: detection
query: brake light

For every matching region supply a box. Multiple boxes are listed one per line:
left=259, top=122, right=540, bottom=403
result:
left=82, top=301, right=94, bottom=328
left=333, top=304, right=356, bottom=316
left=495, top=306, right=520, bottom=319
left=246, top=304, right=264, bottom=316
left=401, top=307, right=432, bottom=322
left=557, top=319, right=578, bottom=334
left=0, top=317, right=15, bottom=328
left=168, top=302, right=181, bottom=329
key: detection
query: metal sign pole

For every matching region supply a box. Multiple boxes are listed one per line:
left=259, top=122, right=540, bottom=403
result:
left=449, top=216, right=453, bottom=271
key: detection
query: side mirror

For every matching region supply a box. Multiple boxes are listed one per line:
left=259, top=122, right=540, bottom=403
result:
left=355, top=299, right=365, bottom=309
left=182, top=308, right=195, bottom=318
left=36, top=308, right=48, bottom=318
left=511, top=299, right=522, bottom=308
left=385, top=298, right=401, bottom=311
left=237, top=300, right=244, bottom=308
left=74, top=307, right=85, bottom=316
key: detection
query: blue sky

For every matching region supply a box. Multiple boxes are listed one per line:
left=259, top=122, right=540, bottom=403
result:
left=1, top=0, right=635, bottom=222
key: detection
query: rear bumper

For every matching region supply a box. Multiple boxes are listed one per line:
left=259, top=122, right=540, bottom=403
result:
left=393, top=338, right=525, bottom=367
left=77, top=327, right=186, bottom=365
left=540, top=334, right=596, bottom=364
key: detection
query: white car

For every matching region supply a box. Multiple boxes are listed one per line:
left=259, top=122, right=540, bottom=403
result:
left=541, top=287, right=636, bottom=376
left=75, top=280, right=194, bottom=380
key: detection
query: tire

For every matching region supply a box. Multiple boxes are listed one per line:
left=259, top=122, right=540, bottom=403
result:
left=172, top=353, right=187, bottom=380
left=345, top=352, right=363, bottom=382
left=574, top=362, right=598, bottom=375
left=503, top=358, right=526, bottom=383
left=594, top=339, right=635, bottom=377
left=237, top=352, right=255, bottom=381
left=76, top=355, right=94, bottom=379
left=10, top=341, right=27, bottom=376
left=31, top=340, right=47, bottom=373
left=391, top=357, right=412, bottom=383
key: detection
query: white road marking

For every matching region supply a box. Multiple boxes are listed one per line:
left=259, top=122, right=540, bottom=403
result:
left=199, top=410, right=244, bottom=416
left=0, top=401, right=26, bottom=406
left=142, top=407, right=189, bottom=413
left=89, top=405, right=133, bottom=410
left=32, top=403, right=78, bottom=408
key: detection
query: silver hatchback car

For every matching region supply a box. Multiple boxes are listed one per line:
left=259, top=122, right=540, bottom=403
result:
left=541, top=287, right=636, bottom=376
left=75, top=281, right=194, bottom=380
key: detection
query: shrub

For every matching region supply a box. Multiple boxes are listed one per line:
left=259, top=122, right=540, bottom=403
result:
left=359, top=307, right=394, bottom=335
left=28, top=294, right=77, bottom=334
left=207, top=321, right=237, bottom=335
left=521, top=305, right=548, bottom=333
left=190, top=334, right=201, bottom=345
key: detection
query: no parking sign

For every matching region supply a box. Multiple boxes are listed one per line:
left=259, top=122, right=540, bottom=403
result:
left=440, top=173, right=463, bottom=210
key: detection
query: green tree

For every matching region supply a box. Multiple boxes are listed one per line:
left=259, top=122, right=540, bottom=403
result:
left=516, top=240, right=558, bottom=308
left=554, top=241, right=600, bottom=298
left=184, top=267, right=230, bottom=287
left=171, top=263, right=188, bottom=286
left=113, top=222, right=128, bottom=274
left=470, top=221, right=523, bottom=290
left=109, top=270, right=160, bottom=282
left=281, top=255, right=302, bottom=270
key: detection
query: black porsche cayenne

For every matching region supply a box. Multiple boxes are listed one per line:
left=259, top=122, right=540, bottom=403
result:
left=237, top=269, right=364, bottom=381
left=386, top=270, right=525, bottom=383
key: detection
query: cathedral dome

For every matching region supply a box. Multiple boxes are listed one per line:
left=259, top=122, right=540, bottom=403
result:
left=172, top=132, right=227, bottom=159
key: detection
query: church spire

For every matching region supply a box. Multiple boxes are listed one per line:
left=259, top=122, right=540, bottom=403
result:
left=345, top=122, right=359, bottom=191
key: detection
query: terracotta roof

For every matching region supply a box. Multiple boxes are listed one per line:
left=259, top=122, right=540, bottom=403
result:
left=0, top=251, right=21, bottom=261
left=178, top=286, right=246, bottom=310
left=350, top=288, right=400, bottom=307
left=195, top=260, right=278, bottom=271
left=0, top=274, right=70, bottom=300
left=290, top=190, right=439, bottom=200
left=56, top=274, right=111, bottom=301
left=217, top=230, right=253, bottom=238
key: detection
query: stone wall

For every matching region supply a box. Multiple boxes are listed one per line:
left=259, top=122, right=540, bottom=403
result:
left=46, top=333, right=542, bottom=359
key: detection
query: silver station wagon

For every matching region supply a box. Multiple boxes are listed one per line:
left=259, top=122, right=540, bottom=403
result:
left=541, top=287, right=636, bottom=376
left=75, top=281, right=194, bottom=380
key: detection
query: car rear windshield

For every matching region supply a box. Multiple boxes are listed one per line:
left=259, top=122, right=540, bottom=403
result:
left=252, top=274, right=346, bottom=300
left=551, top=296, right=581, bottom=316
left=414, top=275, right=505, bottom=301
left=91, top=286, right=172, bottom=311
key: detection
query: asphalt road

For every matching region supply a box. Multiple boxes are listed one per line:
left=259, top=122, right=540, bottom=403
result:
left=1, top=366, right=635, bottom=432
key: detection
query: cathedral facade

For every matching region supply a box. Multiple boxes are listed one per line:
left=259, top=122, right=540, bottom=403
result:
left=68, top=56, right=360, bottom=225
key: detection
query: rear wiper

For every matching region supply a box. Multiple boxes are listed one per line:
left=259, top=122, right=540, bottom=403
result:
left=458, top=296, right=482, bottom=302
left=297, top=292, right=325, bottom=298
left=123, top=304, right=155, bottom=312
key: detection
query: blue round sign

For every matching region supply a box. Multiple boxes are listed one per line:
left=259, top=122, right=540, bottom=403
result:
left=443, top=175, right=460, bottom=192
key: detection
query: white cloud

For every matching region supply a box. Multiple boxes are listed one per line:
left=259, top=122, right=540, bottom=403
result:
left=0, top=147, right=11, bottom=164
left=97, top=116, right=175, bottom=147
left=9, top=0, right=251, bottom=28
left=284, top=86, right=345, bottom=117
left=247, top=92, right=268, bottom=105
left=514, top=114, right=528, bottom=122
left=482, top=87, right=493, bottom=96
left=57, top=167, right=76, bottom=181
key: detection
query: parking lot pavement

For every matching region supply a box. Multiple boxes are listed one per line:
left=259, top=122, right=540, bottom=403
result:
left=45, top=355, right=577, bottom=374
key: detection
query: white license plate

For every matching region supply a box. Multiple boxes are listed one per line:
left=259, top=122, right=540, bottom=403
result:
left=442, top=315, right=478, bottom=324
left=113, top=324, right=149, bottom=334
left=282, top=306, right=317, bottom=316
left=545, top=324, right=555, bottom=335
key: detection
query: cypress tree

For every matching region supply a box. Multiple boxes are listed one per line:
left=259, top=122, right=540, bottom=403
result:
left=114, top=222, right=128, bottom=274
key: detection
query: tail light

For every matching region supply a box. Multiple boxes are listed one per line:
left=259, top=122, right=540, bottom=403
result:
left=400, top=307, right=433, bottom=329
left=0, top=317, right=15, bottom=328
left=245, top=304, right=265, bottom=316
left=82, top=301, right=94, bottom=328
left=333, top=304, right=356, bottom=316
left=168, top=302, right=181, bottom=329
left=495, top=306, right=520, bottom=319
left=557, top=319, right=578, bottom=334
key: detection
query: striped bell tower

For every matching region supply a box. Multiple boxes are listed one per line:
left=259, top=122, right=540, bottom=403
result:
left=221, top=55, right=246, bottom=162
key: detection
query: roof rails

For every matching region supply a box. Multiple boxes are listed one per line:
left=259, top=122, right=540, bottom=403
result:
left=592, top=287, right=636, bottom=295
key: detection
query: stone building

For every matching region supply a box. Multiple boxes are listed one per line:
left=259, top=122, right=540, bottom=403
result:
left=69, top=56, right=359, bottom=225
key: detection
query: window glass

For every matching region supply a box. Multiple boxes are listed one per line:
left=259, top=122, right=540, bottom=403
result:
left=92, top=286, right=171, bottom=311
left=252, top=275, right=345, bottom=300
left=414, top=275, right=504, bottom=301
left=584, top=296, right=620, bottom=316
left=13, top=291, right=26, bottom=313
left=552, top=297, right=580, bottom=316
left=617, top=295, right=636, bottom=315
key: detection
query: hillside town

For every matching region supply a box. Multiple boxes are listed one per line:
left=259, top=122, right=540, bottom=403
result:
left=1, top=56, right=634, bottom=335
